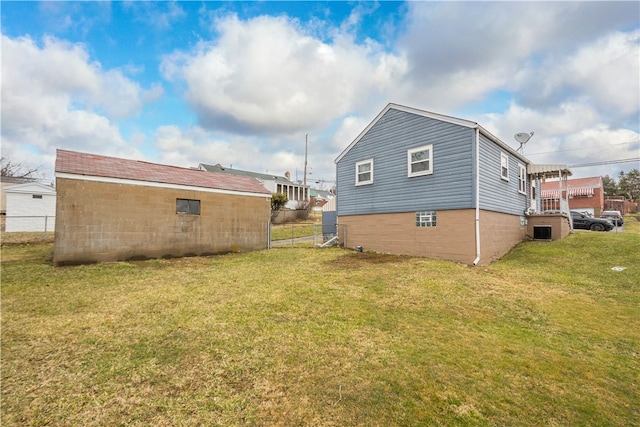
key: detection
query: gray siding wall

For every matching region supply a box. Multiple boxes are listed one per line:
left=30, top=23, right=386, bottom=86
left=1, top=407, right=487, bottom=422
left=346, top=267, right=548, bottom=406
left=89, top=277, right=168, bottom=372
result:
left=336, top=109, right=475, bottom=216
left=478, top=134, right=529, bottom=215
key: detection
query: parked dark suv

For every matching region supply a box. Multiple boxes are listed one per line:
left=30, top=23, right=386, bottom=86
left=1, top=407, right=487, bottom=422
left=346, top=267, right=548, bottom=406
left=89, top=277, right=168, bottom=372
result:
left=600, top=210, right=624, bottom=226
left=571, top=211, right=614, bottom=232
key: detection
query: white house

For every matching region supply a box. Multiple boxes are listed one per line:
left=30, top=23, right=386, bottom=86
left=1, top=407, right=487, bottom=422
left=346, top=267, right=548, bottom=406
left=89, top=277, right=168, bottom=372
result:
left=198, top=163, right=309, bottom=209
left=4, top=182, right=56, bottom=232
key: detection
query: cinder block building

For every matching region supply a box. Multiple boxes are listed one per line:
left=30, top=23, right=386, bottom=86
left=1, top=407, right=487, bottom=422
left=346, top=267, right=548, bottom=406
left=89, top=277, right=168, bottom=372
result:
left=53, top=150, right=272, bottom=265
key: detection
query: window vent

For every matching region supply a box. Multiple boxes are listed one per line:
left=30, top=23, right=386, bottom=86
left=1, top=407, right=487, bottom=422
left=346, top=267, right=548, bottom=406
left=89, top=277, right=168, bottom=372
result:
left=533, top=225, right=552, bottom=240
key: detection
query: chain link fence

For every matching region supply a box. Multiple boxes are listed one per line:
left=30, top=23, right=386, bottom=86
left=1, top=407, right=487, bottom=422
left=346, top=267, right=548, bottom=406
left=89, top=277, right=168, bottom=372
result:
left=269, top=222, right=346, bottom=248
left=1, top=215, right=55, bottom=233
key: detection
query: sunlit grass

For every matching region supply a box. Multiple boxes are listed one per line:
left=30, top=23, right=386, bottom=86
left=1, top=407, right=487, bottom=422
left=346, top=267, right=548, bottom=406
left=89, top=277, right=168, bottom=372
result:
left=2, top=219, right=638, bottom=426
left=270, top=223, right=318, bottom=241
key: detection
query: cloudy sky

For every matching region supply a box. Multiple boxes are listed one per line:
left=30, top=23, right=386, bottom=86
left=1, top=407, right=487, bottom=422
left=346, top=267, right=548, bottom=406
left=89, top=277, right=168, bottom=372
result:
left=2, top=1, right=639, bottom=187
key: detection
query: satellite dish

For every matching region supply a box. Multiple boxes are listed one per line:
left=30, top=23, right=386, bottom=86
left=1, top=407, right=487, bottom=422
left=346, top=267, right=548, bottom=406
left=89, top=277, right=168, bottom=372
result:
left=514, top=132, right=533, bottom=143
left=514, top=132, right=534, bottom=154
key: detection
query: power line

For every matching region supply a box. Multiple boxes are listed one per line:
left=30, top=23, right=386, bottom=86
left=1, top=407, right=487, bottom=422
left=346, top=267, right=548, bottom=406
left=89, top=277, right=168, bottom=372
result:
left=568, top=158, right=640, bottom=168
left=526, top=139, right=640, bottom=156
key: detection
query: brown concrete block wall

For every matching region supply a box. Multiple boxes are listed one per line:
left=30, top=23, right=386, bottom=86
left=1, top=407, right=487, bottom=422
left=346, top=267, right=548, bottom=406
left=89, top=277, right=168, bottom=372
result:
left=338, top=210, right=477, bottom=264
left=53, top=179, right=270, bottom=265
left=478, top=210, right=527, bottom=263
left=526, top=214, right=571, bottom=241
left=338, top=209, right=528, bottom=265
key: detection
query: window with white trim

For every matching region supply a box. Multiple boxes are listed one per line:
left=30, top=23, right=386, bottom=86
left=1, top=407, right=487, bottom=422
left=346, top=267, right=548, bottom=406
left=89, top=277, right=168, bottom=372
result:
left=355, top=159, right=373, bottom=186
left=518, top=163, right=526, bottom=194
left=500, top=153, right=509, bottom=181
left=408, top=144, right=433, bottom=177
left=416, top=210, right=437, bottom=227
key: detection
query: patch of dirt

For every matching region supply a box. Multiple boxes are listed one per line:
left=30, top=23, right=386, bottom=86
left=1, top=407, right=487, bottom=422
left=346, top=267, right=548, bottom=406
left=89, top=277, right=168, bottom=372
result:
left=326, top=252, right=414, bottom=269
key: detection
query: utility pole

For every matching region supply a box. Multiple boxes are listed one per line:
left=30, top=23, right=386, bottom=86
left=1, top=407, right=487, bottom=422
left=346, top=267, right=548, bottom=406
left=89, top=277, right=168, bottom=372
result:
left=303, top=134, right=308, bottom=187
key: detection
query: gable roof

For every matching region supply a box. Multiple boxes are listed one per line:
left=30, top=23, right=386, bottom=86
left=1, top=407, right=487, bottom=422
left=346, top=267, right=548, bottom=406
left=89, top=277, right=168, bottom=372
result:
left=4, top=182, right=56, bottom=194
left=198, top=163, right=296, bottom=184
left=0, top=176, right=38, bottom=185
left=335, top=103, right=529, bottom=164
left=55, top=150, right=271, bottom=196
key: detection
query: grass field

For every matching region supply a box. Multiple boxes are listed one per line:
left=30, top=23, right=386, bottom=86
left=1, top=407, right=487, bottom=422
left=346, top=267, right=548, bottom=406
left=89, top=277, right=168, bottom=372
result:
left=2, top=217, right=639, bottom=426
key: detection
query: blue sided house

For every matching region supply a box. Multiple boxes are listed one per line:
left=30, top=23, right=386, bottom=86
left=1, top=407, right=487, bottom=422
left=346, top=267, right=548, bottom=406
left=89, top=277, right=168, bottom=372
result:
left=334, top=103, right=572, bottom=265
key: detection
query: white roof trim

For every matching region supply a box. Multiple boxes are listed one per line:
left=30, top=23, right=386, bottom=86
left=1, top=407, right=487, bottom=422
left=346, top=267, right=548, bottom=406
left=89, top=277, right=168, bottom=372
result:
left=55, top=172, right=271, bottom=199
left=3, top=182, right=56, bottom=194
left=334, top=102, right=529, bottom=164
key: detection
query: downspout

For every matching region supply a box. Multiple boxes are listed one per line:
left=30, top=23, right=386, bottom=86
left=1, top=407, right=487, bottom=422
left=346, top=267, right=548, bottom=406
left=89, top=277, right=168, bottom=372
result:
left=473, top=127, right=481, bottom=266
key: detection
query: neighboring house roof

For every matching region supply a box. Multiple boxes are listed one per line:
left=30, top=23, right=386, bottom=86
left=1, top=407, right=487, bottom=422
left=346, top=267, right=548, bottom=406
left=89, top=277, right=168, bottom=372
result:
left=310, top=189, right=332, bottom=199
left=541, top=176, right=602, bottom=198
left=556, top=176, right=601, bottom=189
left=4, top=182, right=56, bottom=194
left=335, top=102, right=530, bottom=164
left=56, top=150, right=271, bottom=196
left=0, top=176, right=38, bottom=184
left=199, top=163, right=298, bottom=184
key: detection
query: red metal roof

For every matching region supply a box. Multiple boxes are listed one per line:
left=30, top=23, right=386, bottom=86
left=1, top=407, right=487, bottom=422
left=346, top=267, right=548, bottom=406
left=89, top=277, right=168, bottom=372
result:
left=55, top=149, right=272, bottom=195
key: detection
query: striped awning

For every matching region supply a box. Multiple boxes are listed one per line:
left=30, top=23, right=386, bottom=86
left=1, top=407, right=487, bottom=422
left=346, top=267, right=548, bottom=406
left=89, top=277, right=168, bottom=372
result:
left=541, top=187, right=594, bottom=199
left=541, top=189, right=559, bottom=199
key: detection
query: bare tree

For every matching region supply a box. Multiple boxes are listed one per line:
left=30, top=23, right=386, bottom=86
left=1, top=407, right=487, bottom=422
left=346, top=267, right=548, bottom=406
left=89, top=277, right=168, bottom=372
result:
left=0, top=157, right=42, bottom=179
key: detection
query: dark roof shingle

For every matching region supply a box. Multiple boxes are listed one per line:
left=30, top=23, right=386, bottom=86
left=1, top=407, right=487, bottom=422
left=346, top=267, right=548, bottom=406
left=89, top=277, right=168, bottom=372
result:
left=199, top=163, right=294, bottom=183
left=55, top=150, right=271, bottom=195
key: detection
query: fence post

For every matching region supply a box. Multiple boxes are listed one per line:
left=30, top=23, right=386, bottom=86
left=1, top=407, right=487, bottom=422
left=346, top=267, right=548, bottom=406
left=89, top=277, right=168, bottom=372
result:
left=314, top=223, right=318, bottom=246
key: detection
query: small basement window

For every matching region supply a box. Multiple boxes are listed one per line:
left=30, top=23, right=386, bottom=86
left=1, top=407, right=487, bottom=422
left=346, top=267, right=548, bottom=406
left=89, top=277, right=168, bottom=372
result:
left=32, top=195, right=43, bottom=199
left=533, top=225, right=552, bottom=240
left=176, top=198, right=200, bottom=215
left=416, top=210, right=437, bottom=227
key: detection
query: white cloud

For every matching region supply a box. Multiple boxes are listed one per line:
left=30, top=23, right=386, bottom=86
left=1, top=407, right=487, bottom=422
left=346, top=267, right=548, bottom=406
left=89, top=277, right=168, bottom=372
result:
left=152, top=125, right=325, bottom=181
left=394, top=2, right=640, bottom=116
left=2, top=35, right=144, bottom=117
left=479, top=102, right=639, bottom=179
left=0, top=34, right=148, bottom=178
left=565, top=30, right=639, bottom=117
left=4, top=2, right=637, bottom=186
left=161, top=13, right=407, bottom=135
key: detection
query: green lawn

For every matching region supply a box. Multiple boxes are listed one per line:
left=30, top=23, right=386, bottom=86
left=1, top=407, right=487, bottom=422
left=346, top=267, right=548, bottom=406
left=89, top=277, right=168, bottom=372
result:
left=2, top=217, right=639, bottom=426
left=270, top=223, right=318, bottom=241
